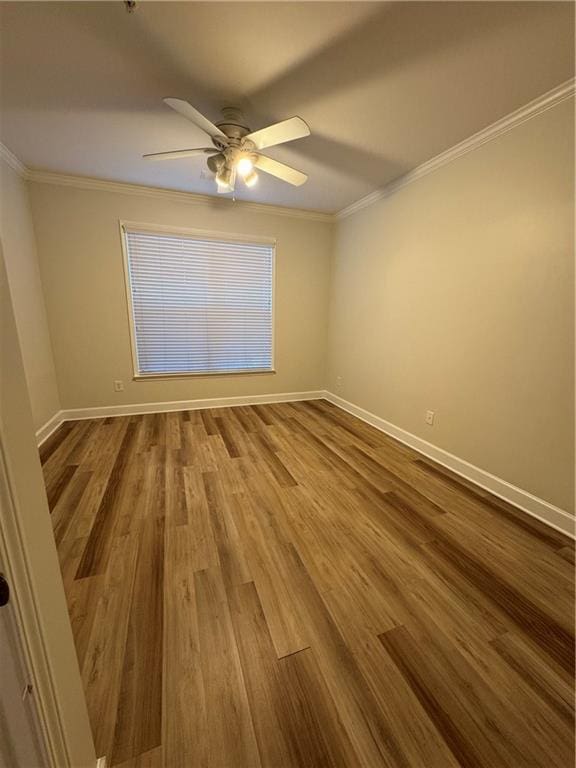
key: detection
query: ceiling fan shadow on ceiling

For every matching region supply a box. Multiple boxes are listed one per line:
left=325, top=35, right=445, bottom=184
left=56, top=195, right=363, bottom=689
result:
left=144, top=99, right=310, bottom=194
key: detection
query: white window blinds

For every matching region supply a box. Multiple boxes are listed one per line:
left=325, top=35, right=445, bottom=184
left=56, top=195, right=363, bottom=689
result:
left=123, top=227, right=274, bottom=376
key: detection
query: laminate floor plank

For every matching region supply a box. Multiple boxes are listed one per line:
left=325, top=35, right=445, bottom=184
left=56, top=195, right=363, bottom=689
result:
left=51, top=469, right=93, bottom=546
left=194, top=566, right=262, bottom=768
left=296, top=400, right=380, bottom=449
left=162, top=523, right=206, bottom=768
left=181, top=467, right=219, bottom=572
left=414, top=458, right=569, bottom=548
left=81, top=533, right=140, bottom=760
left=80, top=418, right=130, bottom=473
left=348, top=448, right=575, bottom=627
left=380, top=620, right=572, bottom=768
left=557, top=544, right=575, bottom=564
left=401, top=458, right=568, bottom=558
left=319, top=609, right=463, bottom=768
left=429, top=512, right=575, bottom=634
left=234, top=405, right=263, bottom=433
left=420, top=537, right=574, bottom=676
left=228, top=580, right=359, bottom=767
left=65, top=418, right=102, bottom=465
left=66, top=571, right=103, bottom=673
left=165, top=411, right=182, bottom=450
left=282, top=543, right=412, bottom=768
left=42, top=418, right=99, bottom=475
left=309, top=399, right=421, bottom=461
left=65, top=420, right=132, bottom=546
left=57, top=535, right=89, bottom=594
left=111, top=514, right=165, bottom=765
left=39, top=421, right=74, bottom=465
left=380, top=625, right=519, bottom=768
left=490, top=631, right=575, bottom=725
left=76, top=422, right=140, bottom=579
left=114, top=747, right=163, bottom=768
left=202, top=470, right=252, bottom=587
left=227, top=490, right=310, bottom=658
left=164, top=451, right=187, bottom=527
left=44, top=401, right=574, bottom=766
left=46, top=463, right=78, bottom=512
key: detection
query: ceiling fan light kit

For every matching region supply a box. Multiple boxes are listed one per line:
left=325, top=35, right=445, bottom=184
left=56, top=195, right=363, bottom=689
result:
left=243, top=169, right=258, bottom=188
left=215, top=165, right=234, bottom=193
left=143, top=99, right=310, bottom=195
left=236, top=154, right=255, bottom=177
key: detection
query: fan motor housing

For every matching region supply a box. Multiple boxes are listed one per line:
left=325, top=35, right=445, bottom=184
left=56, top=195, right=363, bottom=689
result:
left=216, top=106, right=250, bottom=142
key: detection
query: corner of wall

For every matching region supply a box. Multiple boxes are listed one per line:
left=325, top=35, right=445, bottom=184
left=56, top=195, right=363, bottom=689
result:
left=0, top=153, right=62, bottom=432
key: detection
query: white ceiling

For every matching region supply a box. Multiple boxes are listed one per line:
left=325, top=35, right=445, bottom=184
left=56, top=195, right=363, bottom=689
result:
left=1, top=2, right=574, bottom=213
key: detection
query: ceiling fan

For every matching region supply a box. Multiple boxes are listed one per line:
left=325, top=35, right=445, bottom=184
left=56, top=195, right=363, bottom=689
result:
left=144, top=99, right=310, bottom=193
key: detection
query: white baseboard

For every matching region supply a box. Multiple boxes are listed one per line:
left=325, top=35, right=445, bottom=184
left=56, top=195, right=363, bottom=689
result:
left=324, top=391, right=575, bottom=539
left=62, top=389, right=324, bottom=421
left=35, top=411, right=66, bottom=446
left=35, top=390, right=324, bottom=440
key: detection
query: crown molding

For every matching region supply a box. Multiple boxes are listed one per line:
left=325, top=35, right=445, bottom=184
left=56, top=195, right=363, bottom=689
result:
left=27, top=170, right=333, bottom=223
left=337, top=77, right=576, bottom=220
left=0, top=141, right=30, bottom=178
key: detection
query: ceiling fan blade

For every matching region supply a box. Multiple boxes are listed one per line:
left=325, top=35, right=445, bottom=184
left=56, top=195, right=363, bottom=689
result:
left=254, top=155, right=308, bottom=186
left=143, top=148, right=216, bottom=161
left=163, top=98, right=227, bottom=141
left=245, top=116, right=310, bottom=150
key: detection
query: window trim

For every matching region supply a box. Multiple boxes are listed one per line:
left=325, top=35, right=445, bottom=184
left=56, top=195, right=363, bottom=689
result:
left=119, top=220, right=277, bottom=380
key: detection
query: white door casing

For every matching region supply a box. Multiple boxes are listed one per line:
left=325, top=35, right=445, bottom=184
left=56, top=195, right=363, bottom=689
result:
left=0, top=239, right=97, bottom=767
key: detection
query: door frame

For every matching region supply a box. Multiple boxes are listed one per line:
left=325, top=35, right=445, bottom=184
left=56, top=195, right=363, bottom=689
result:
left=0, top=239, right=97, bottom=767
left=0, top=434, right=88, bottom=767
left=0, top=437, right=65, bottom=765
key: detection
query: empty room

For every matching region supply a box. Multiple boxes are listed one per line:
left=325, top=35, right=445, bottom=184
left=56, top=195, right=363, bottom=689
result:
left=0, top=2, right=574, bottom=767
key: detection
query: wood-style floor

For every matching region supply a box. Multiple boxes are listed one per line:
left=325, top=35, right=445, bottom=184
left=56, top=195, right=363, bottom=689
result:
left=41, top=399, right=574, bottom=768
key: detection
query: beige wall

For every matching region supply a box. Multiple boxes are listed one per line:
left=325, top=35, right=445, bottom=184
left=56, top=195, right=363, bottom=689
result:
left=0, top=158, right=60, bottom=430
left=28, top=185, right=332, bottom=409
left=328, top=100, right=575, bottom=513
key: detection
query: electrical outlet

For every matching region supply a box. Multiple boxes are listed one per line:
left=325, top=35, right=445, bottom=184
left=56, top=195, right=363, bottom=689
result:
left=114, top=380, right=124, bottom=392
left=336, top=376, right=343, bottom=388
left=425, top=410, right=435, bottom=426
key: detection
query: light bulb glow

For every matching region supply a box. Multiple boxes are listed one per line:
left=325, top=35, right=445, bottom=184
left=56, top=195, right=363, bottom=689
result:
left=216, top=166, right=232, bottom=192
left=236, top=155, right=254, bottom=177
left=243, top=170, right=258, bottom=188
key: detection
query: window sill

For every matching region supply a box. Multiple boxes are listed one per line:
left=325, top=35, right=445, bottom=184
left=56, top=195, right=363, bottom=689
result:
left=132, top=369, right=276, bottom=381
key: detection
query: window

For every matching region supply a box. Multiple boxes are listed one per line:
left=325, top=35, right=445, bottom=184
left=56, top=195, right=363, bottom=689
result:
left=122, top=224, right=274, bottom=377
